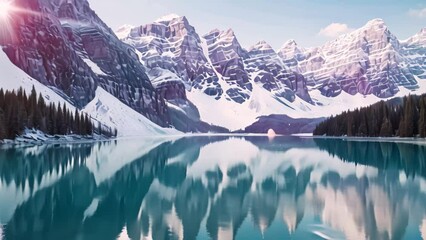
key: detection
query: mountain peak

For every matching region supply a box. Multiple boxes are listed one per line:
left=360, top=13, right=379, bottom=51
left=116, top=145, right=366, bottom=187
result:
left=364, top=18, right=386, bottom=28
left=155, top=14, right=181, bottom=23
left=283, top=39, right=298, bottom=47
left=416, top=27, right=426, bottom=38
left=249, top=40, right=273, bottom=52
left=280, top=39, right=300, bottom=53
left=278, top=39, right=305, bottom=62
left=405, top=27, right=426, bottom=46
left=115, top=24, right=134, bottom=39
left=225, top=28, right=236, bottom=36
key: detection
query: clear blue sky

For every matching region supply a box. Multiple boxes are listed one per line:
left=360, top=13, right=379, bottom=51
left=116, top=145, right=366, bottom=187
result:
left=89, top=0, right=426, bottom=49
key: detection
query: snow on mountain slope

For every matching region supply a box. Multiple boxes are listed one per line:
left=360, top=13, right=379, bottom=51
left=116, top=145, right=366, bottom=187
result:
left=119, top=16, right=426, bottom=131
left=83, top=88, right=180, bottom=137
left=405, top=28, right=426, bottom=46
left=155, top=13, right=181, bottom=23
left=209, top=75, right=426, bottom=131
left=5, top=7, right=425, bottom=134
left=245, top=40, right=312, bottom=103
left=1, top=49, right=178, bottom=137
left=120, top=14, right=220, bottom=100
left=203, top=28, right=252, bottom=103
left=115, top=24, right=134, bottom=39
left=117, top=15, right=236, bottom=132
left=2, top=0, right=170, bottom=127
left=402, top=28, right=426, bottom=81
left=279, top=19, right=419, bottom=98
left=0, top=50, right=76, bottom=110
left=187, top=81, right=313, bottom=131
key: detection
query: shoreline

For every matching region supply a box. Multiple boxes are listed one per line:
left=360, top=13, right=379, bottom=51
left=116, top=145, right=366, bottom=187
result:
left=0, top=129, right=116, bottom=147
left=309, top=135, right=426, bottom=145
left=0, top=136, right=115, bottom=148
left=3, top=131, right=426, bottom=147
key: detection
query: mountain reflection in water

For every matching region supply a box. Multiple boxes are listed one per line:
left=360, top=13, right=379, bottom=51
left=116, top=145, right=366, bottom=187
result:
left=0, top=136, right=425, bottom=240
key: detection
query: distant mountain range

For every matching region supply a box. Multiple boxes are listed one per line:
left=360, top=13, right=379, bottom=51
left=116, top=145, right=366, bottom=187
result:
left=1, top=0, right=425, bottom=135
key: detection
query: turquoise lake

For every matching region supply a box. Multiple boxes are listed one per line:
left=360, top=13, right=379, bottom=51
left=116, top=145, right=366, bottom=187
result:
left=0, top=136, right=425, bottom=240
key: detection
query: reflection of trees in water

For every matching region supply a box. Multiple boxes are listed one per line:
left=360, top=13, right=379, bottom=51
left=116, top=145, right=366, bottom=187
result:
left=3, top=139, right=175, bottom=240
left=314, top=138, right=426, bottom=178
left=1, top=137, right=426, bottom=240
left=0, top=144, right=94, bottom=193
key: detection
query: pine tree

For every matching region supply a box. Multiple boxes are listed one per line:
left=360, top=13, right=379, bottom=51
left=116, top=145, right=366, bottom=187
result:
left=347, top=112, right=354, bottom=136
left=403, top=96, right=414, bottom=137
left=314, top=94, right=426, bottom=138
left=84, top=114, right=92, bottom=135
left=398, top=116, right=406, bottom=137
left=0, top=110, right=6, bottom=139
left=358, top=112, right=368, bottom=136
left=0, top=89, right=4, bottom=110
left=419, top=95, right=426, bottom=138
left=56, top=104, right=64, bottom=135
left=0, top=87, right=100, bottom=140
left=380, top=116, right=393, bottom=137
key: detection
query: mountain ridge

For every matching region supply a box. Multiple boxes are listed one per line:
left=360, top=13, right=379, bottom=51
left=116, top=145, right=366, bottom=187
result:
left=1, top=1, right=425, bottom=134
left=117, top=14, right=426, bottom=130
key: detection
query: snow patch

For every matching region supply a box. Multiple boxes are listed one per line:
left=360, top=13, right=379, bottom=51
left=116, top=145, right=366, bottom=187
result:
left=155, top=14, right=181, bottom=23
left=82, top=58, right=106, bottom=76
left=115, top=24, right=134, bottom=39
left=0, top=50, right=75, bottom=110
left=83, top=87, right=180, bottom=137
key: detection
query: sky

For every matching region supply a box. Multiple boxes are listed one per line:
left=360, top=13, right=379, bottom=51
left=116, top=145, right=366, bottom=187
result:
left=89, top=0, right=426, bottom=49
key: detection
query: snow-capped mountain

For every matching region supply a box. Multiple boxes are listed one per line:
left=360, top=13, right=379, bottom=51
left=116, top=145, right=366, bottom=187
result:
left=1, top=0, right=426, bottom=134
left=122, top=14, right=219, bottom=99
left=278, top=39, right=306, bottom=72
left=279, top=19, right=423, bottom=98
left=402, top=28, right=426, bottom=81
left=118, top=15, right=321, bottom=130
left=118, top=15, right=229, bottom=132
left=203, top=28, right=252, bottom=103
left=0, top=48, right=176, bottom=137
left=245, top=40, right=312, bottom=103
left=118, top=16, right=426, bottom=131
left=1, top=0, right=169, bottom=128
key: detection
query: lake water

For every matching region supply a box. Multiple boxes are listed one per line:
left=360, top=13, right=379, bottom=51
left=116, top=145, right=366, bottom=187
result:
left=0, top=136, right=426, bottom=240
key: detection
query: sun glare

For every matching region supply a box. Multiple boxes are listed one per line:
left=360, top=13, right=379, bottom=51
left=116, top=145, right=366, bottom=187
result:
left=0, top=0, right=12, bottom=20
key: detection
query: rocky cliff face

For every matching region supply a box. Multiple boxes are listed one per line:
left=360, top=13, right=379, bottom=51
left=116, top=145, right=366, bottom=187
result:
left=119, top=16, right=312, bottom=106
left=1, top=0, right=169, bottom=126
left=203, top=29, right=253, bottom=103
left=278, top=39, right=306, bottom=72
left=2, top=3, right=426, bottom=133
left=279, top=19, right=421, bottom=98
left=402, top=28, right=426, bottom=81
left=117, top=16, right=426, bottom=131
left=120, top=14, right=220, bottom=101
left=245, top=41, right=312, bottom=103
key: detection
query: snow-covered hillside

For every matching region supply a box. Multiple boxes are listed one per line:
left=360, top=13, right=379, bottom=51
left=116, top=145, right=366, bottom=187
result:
left=118, top=16, right=426, bottom=131
left=2, top=1, right=426, bottom=134
left=0, top=49, right=179, bottom=137
left=0, top=50, right=76, bottom=110
left=83, top=88, right=179, bottom=136
left=279, top=19, right=424, bottom=98
left=2, top=0, right=170, bottom=127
